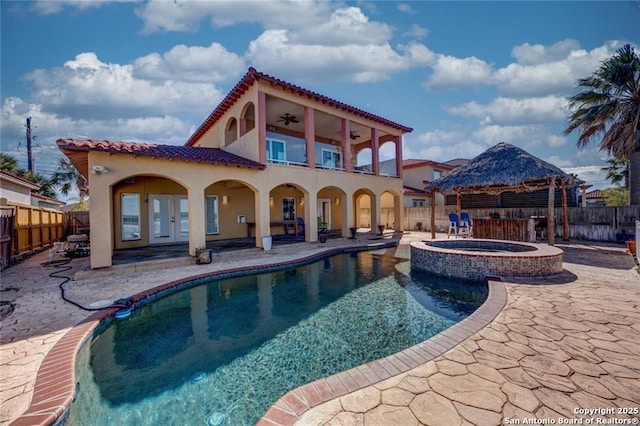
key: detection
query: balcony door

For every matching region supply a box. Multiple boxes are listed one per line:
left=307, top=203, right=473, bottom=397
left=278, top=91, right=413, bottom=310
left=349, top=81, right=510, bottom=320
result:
left=148, top=194, right=189, bottom=245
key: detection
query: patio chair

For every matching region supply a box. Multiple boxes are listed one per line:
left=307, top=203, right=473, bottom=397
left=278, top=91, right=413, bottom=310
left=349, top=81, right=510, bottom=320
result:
left=448, top=213, right=469, bottom=238
left=296, top=217, right=305, bottom=236
left=460, top=212, right=472, bottom=236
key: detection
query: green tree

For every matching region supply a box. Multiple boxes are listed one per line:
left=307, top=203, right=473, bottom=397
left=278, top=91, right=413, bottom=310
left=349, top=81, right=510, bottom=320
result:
left=49, top=158, right=88, bottom=201
left=564, top=43, right=640, bottom=204
left=602, top=187, right=629, bottom=206
left=602, top=157, right=629, bottom=188
left=0, top=153, right=56, bottom=198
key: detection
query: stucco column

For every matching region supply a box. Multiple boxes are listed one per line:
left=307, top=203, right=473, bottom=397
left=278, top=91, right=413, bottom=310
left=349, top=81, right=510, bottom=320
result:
left=343, top=192, right=353, bottom=237
left=370, top=193, right=380, bottom=231
left=394, top=193, right=403, bottom=232
left=395, top=135, right=403, bottom=179
left=306, top=193, right=317, bottom=242
left=255, top=190, right=271, bottom=248
left=371, top=128, right=380, bottom=175
left=89, top=172, right=113, bottom=269
left=304, top=107, right=316, bottom=168
left=258, top=90, right=267, bottom=164
left=341, top=119, right=352, bottom=172
left=188, top=183, right=207, bottom=255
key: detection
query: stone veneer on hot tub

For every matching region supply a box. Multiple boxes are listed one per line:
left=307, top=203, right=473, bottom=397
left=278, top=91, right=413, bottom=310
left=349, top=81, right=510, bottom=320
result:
left=410, top=239, right=563, bottom=281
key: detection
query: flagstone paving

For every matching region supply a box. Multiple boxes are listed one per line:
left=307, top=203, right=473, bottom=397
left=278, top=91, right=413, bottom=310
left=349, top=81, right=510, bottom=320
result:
left=292, top=242, right=640, bottom=426
left=1, top=234, right=639, bottom=426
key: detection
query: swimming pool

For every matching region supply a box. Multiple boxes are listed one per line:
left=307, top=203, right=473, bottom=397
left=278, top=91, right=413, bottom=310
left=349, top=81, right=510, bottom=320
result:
left=67, top=250, right=487, bottom=426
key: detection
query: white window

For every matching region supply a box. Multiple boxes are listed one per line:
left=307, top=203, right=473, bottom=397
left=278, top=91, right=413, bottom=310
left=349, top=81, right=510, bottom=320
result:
left=266, top=139, right=286, bottom=163
left=205, top=195, right=219, bottom=234
left=282, top=197, right=296, bottom=221
left=121, top=193, right=141, bottom=241
left=322, top=149, right=341, bottom=169
left=433, top=170, right=442, bottom=180
left=412, top=199, right=425, bottom=207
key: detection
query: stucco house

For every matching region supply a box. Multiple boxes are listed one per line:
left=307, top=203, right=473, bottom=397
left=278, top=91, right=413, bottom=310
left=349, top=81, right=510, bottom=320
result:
left=57, top=68, right=412, bottom=269
left=0, top=170, right=65, bottom=210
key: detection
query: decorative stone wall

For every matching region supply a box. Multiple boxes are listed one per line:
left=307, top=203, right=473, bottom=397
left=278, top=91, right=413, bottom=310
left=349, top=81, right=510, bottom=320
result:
left=410, top=239, right=563, bottom=281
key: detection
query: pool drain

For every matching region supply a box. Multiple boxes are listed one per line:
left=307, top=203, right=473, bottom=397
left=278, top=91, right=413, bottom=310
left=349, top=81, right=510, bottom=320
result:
left=207, top=412, right=225, bottom=426
left=192, top=371, right=205, bottom=382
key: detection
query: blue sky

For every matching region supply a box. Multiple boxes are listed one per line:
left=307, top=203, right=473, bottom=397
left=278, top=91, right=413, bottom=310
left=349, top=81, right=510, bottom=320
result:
left=1, top=1, right=639, bottom=201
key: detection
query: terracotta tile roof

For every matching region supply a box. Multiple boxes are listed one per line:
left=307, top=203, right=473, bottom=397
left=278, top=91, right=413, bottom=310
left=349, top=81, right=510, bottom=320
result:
left=586, top=189, right=604, bottom=199
left=56, top=139, right=265, bottom=170
left=185, top=67, right=413, bottom=146
left=0, top=169, right=41, bottom=190
left=403, top=184, right=430, bottom=194
left=402, top=159, right=456, bottom=170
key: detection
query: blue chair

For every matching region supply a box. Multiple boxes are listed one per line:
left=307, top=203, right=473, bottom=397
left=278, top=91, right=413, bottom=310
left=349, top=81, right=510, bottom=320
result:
left=448, top=213, right=469, bottom=238
left=461, top=212, right=472, bottom=236
left=296, top=217, right=305, bottom=236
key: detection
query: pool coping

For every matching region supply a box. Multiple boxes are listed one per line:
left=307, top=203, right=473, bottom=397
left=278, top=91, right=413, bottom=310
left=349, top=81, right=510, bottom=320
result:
left=8, top=239, right=507, bottom=426
left=256, top=278, right=507, bottom=426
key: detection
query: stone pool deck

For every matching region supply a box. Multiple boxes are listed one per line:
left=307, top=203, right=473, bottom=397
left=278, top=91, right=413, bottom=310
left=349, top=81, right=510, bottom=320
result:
left=1, top=233, right=639, bottom=425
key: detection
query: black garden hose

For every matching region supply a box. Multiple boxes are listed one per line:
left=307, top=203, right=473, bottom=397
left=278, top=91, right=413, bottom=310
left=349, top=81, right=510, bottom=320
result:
left=41, top=258, right=132, bottom=311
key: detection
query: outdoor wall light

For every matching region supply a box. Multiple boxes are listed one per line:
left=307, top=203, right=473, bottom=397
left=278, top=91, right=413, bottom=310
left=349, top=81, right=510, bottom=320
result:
left=91, top=165, right=108, bottom=174
left=269, top=196, right=274, bottom=206
left=335, top=197, right=340, bottom=205
left=222, top=195, right=228, bottom=205
left=300, top=197, right=305, bottom=205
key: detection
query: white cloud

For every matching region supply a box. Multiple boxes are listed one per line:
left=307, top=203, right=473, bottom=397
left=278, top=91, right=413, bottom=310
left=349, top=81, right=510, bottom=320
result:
left=445, top=96, right=567, bottom=126
left=135, top=0, right=332, bottom=34
left=24, top=52, right=223, bottom=120
left=133, top=43, right=245, bottom=83
left=511, top=39, right=581, bottom=65
left=402, top=23, right=428, bottom=39
left=247, top=31, right=432, bottom=83
left=397, top=3, right=416, bottom=14
left=423, top=55, right=492, bottom=90
left=546, top=155, right=574, bottom=168
left=563, top=165, right=609, bottom=189
left=31, top=0, right=126, bottom=15
left=403, top=129, right=485, bottom=162
left=491, top=40, right=626, bottom=97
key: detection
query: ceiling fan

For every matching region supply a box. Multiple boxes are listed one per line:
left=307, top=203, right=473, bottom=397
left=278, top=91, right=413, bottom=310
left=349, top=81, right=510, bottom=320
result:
left=350, top=131, right=361, bottom=140
left=276, top=113, right=299, bottom=125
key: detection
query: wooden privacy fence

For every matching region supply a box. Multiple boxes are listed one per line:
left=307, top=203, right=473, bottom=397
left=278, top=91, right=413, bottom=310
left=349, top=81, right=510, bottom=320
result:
left=65, top=210, right=90, bottom=236
left=0, top=207, right=14, bottom=270
left=8, top=203, right=64, bottom=258
left=404, top=206, right=639, bottom=242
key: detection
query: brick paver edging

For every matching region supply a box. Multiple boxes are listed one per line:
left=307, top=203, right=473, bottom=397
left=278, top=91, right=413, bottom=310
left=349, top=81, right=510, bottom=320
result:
left=9, top=240, right=399, bottom=426
left=257, top=279, right=508, bottom=426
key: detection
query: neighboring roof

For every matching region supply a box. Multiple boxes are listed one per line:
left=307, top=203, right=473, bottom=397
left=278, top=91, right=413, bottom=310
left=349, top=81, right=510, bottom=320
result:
left=402, top=159, right=456, bottom=170
left=586, top=189, right=605, bottom=199
left=0, top=170, right=41, bottom=190
left=56, top=138, right=265, bottom=178
left=185, top=67, right=413, bottom=146
left=442, top=158, right=470, bottom=168
left=425, top=142, right=575, bottom=194
left=403, top=184, right=430, bottom=195
left=31, top=192, right=65, bottom=207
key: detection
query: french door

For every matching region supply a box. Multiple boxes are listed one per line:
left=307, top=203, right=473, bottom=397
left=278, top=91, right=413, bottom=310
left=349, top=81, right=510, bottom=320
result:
left=148, top=194, right=189, bottom=244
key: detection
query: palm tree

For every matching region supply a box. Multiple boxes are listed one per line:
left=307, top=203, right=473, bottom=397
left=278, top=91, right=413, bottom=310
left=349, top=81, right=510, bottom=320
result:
left=49, top=158, right=88, bottom=201
left=564, top=43, right=640, bottom=204
left=0, top=153, right=56, bottom=198
left=602, top=157, right=629, bottom=189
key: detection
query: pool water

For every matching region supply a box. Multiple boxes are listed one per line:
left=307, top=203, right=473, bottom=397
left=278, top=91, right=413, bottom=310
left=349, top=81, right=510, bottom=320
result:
left=67, top=250, right=486, bottom=426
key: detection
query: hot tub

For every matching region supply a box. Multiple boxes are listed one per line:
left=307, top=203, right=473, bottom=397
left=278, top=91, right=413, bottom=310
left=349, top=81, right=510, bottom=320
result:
left=410, top=239, right=563, bottom=281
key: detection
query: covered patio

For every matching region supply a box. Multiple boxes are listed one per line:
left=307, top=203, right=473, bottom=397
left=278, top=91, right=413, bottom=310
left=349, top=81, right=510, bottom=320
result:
left=425, top=142, right=577, bottom=245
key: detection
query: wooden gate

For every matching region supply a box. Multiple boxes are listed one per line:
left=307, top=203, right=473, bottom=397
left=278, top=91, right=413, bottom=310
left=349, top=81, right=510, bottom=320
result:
left=0, top=207, right=15, bottom=270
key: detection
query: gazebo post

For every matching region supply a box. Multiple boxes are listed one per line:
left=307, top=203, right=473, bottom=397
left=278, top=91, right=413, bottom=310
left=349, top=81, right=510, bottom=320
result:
left=430, top=191, right=436, bottom=239
left=547, top=179, right=555, bottom=246
left=561, top=180, right=569, bottom=241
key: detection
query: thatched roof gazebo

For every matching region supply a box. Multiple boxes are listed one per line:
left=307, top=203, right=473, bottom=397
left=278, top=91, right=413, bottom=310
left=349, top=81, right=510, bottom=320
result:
left=424, top=142, right=576, bottom=245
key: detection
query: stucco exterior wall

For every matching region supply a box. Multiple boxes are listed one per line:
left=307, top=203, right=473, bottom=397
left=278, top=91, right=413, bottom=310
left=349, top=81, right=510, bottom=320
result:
left=0, top=182, right=32, bottom=205
left=87, top=151, right=402, bottom=268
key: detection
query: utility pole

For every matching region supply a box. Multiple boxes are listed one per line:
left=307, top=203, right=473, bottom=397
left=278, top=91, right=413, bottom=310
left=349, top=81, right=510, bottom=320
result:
left=26, top=116, right=34, bottom=173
